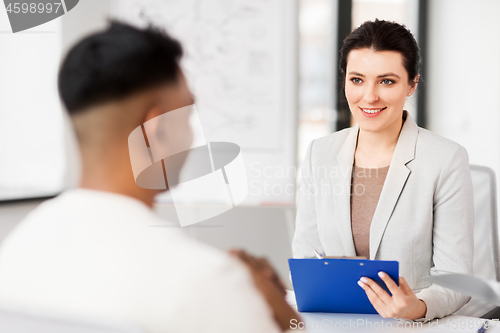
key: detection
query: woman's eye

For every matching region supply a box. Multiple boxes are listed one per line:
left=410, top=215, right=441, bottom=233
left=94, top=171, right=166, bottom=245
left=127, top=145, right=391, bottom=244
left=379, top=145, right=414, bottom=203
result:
left=381, top=79, right=395, bottom=85
left=351, top=77, right=362, bottom=84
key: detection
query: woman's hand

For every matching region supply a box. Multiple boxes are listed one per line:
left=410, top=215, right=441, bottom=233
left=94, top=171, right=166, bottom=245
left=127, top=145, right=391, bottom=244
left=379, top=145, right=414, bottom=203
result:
left=358, top=272, right=427, bottom=320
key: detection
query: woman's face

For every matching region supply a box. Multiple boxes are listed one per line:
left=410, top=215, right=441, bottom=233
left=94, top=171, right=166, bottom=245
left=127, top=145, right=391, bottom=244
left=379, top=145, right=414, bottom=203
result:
left=345, top=48, right=417, bottom=133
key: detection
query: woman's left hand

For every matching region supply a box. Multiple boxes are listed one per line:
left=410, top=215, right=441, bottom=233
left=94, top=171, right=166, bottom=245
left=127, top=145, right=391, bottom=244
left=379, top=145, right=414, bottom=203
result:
left=358, top=272, right=427, bottom=320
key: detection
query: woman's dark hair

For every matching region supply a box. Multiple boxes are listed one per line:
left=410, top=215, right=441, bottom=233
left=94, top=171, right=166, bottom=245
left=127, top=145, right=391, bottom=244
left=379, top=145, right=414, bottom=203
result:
left=59, top=21, right=183, bottom=114
left=340, top=19, right=420, bottom=85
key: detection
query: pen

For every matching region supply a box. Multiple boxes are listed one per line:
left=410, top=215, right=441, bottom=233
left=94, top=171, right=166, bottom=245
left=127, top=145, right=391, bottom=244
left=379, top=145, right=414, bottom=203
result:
left=313, top=250, right=324, bottom=259
left=477, top=321, right=488, bottom=333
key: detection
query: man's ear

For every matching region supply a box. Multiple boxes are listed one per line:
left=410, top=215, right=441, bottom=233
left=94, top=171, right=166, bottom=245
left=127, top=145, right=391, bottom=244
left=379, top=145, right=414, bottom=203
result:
left=135, top=106, right=163, bottom=146
left=144, top=105, right=163, bottom=124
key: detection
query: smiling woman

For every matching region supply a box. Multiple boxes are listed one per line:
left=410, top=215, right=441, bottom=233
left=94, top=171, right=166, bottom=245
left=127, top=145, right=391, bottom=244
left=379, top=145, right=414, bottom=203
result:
left=346, top=49, right=413, bottom=141
left=292, top=19, right=474, bottom=322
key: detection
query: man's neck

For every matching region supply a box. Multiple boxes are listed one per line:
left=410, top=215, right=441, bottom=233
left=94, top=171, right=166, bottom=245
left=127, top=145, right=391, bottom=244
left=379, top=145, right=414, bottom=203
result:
left=79, top=180, right=157, bottom=208
left=79, top=156, right=158, bottom=208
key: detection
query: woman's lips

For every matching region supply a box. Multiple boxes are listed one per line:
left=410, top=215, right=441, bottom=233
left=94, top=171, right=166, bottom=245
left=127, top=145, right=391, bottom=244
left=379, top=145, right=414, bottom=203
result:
left=359, top=107, right=387, bottom=117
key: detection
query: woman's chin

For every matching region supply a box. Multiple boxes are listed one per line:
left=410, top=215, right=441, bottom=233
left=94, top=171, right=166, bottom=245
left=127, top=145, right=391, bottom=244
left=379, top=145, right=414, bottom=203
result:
left=356, top=120, right=385, bottom=133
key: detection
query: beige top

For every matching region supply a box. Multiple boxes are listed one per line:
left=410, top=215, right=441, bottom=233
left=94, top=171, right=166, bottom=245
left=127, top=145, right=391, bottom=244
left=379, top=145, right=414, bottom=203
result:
left=350, top=165, right=390, bottom=258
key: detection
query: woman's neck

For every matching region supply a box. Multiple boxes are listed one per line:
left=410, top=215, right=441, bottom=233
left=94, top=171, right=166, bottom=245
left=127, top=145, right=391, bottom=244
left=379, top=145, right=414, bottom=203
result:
left=354, top=114, right=404, bottom=168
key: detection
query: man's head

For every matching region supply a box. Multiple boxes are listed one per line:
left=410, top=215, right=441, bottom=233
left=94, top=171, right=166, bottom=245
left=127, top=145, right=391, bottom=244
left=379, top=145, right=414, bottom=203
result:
left=59, top=21, right=194, bottom=202
left=59, top=21, right=188, bottom=114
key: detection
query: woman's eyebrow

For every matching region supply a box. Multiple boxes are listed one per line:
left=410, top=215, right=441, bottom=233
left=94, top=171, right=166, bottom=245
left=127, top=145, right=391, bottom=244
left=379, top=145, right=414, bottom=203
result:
left=378, top=73, right=401, bottom=79
left=348, top=72, right=401, bottom=79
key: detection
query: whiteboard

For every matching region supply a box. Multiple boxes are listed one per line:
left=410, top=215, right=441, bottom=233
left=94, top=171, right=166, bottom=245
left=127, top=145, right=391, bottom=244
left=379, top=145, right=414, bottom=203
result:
left=111, top=0, right=298, bottom=205
left=112, top=0, right=289, bottom=150
left=0, top=14, right=65, bottom=202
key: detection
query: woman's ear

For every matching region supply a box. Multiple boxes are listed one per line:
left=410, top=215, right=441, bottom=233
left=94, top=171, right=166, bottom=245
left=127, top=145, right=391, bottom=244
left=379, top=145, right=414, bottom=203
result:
left=411, top=74, right=420, bottom=91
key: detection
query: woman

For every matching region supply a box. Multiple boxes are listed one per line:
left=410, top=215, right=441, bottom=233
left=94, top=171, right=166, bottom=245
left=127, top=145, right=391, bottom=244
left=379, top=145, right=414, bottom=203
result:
left=292, top=19, right=473, bottom=321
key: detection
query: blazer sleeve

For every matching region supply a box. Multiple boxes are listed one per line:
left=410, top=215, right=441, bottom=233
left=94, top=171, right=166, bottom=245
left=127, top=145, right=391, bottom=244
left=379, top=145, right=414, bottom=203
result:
left=292, top=140, right=325, bottom=258
left=415, top=145, right=474, bottom=321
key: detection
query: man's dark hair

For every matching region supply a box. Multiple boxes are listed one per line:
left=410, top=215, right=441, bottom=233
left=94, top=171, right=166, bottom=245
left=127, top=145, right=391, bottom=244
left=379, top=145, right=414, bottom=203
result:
left=58, top=21, right=183, bottom=114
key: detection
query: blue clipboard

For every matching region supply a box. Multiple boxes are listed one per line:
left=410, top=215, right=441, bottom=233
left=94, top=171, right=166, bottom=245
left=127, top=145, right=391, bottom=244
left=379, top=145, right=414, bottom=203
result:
left=288, top=258, right=399, bottom=314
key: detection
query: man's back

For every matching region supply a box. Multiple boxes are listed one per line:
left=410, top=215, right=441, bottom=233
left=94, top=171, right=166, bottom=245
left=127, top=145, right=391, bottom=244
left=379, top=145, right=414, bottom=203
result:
left=0, top=189, right=281, bottom=333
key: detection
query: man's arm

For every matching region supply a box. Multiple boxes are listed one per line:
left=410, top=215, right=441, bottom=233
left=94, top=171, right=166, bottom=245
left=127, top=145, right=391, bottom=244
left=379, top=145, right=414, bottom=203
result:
left=230, top=249, right=302, bottom=331
left=171, top=250, right=300, bottom=333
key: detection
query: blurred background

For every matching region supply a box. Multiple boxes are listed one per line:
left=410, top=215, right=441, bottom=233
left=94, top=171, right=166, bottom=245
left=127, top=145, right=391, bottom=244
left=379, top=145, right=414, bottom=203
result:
left=0, top=0, right=499, bottom=287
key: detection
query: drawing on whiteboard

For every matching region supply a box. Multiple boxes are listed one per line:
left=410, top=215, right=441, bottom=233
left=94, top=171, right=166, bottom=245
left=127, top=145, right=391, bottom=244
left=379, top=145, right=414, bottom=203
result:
left=111, top=0, right=285, bottom=150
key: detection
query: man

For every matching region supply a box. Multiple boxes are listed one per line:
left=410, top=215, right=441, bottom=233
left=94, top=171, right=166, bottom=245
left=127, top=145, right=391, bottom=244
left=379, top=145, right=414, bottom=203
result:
left=0, top=22, right=300, bottom=332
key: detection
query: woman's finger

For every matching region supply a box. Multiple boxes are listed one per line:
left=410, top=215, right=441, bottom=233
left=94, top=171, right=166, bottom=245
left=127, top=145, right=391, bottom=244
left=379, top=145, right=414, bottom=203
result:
left=358, top=280, right=389, bottom=317
left=378, top=272, right=403, bottom=298
left=359, top=277, right=393, bottom=305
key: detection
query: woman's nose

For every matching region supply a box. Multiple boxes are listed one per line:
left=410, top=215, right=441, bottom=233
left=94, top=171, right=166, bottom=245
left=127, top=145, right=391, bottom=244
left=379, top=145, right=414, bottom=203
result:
left=363, top=85, right=379, bottom=104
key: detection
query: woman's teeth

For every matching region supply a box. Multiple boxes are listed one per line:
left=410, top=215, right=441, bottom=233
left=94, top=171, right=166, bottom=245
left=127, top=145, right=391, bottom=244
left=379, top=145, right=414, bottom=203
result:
left=361, top=108, right=385, bottom=114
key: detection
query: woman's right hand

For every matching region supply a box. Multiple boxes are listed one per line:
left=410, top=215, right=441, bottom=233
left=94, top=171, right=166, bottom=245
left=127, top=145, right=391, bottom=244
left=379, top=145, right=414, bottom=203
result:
left=358, top=272, right=427, bottom=320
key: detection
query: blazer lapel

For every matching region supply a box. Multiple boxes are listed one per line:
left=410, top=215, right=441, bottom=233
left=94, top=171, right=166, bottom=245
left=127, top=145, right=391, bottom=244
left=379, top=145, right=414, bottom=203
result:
left=332, top=124, right=359, bottom=256
left=369, top=112, right=419, bottom=259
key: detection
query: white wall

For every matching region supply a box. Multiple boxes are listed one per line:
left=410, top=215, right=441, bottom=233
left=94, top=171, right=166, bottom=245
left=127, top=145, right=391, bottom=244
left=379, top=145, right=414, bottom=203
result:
left=427, top=0, right=500, bottom=247
left=427, top=0, right=500, bottom=255
left=61, top=0, right=111, bottom=55
left=0, top=8, right=65, bottom=201
left=427, top=0, right=500, bottom=180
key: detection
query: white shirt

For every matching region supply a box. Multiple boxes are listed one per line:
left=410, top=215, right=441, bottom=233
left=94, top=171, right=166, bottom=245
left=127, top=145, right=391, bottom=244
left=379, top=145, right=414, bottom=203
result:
left=0, top=189, right=284, bottom=333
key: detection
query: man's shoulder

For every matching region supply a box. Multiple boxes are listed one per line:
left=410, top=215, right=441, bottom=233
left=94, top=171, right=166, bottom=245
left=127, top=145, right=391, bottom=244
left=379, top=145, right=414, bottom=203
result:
left=1, top=189, right=165, bottom=242
left=0, top=188, right=253, bottom=299
left=4, top=188, right=245, bottom=272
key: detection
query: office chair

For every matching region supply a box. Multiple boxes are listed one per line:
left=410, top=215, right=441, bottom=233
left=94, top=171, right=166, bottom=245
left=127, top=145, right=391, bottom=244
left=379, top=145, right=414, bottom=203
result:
left=455, top=165, right=500, bottom=318
left=0, top=301, right=144, bottom=333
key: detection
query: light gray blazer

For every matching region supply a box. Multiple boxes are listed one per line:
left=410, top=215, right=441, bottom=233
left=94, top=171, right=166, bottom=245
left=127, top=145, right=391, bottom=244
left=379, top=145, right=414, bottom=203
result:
left=292, top=112, right=474, bottom=321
